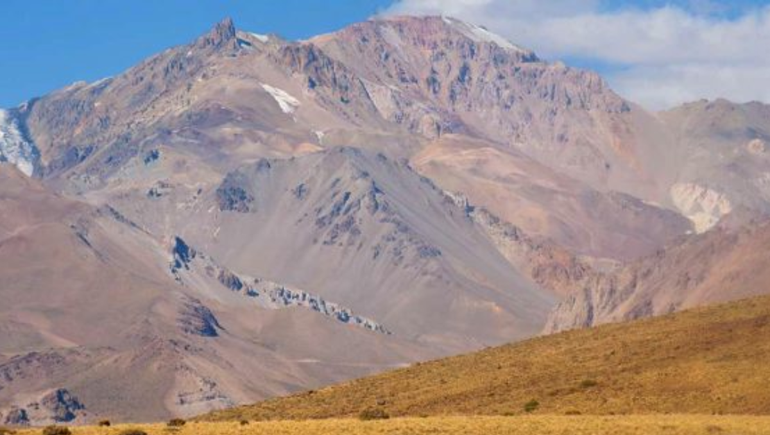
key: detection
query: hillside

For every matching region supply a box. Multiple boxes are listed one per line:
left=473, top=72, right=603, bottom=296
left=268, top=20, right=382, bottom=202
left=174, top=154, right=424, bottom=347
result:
left=0, top=163, right=432, bottom=424
left=546, top=218, right=770, bottom=333
left=203, top=294, right=770, bottom=420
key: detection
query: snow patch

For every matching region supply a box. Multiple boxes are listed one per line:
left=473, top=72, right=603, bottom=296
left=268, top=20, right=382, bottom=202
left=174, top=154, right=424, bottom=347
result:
left=261, top=83, right=300, bottom=114
left=443, top=16, right=526, bottom=52
left=249, top=32, right=269, bottom=43
left=0, top=109, right=39, bottom=176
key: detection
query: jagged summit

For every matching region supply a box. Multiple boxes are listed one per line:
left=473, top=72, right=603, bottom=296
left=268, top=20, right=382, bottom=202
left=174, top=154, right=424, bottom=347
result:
left=195, top=16, right=238, bottom=50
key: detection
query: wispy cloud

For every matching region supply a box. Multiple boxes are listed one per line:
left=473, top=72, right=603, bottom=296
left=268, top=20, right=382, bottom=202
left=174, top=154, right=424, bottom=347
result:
left=382, top=0, right=770, bottom=109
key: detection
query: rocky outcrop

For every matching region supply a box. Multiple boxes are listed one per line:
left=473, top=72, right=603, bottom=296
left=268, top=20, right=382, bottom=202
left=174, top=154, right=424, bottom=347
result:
left=0, top=389, right=87, bottom=426
left=194, top=17, right=239, bottom=52
left=170, top=236, right=390, bottom=334
left=178, top=296, right=224, bottom=337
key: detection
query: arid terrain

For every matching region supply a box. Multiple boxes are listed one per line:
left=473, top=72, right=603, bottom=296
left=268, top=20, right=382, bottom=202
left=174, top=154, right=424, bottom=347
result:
left=203, top=295, right=770, bottom=421
left=10, top=416, right=770, bottom=435
left=2, top=12, right=770, bottom=427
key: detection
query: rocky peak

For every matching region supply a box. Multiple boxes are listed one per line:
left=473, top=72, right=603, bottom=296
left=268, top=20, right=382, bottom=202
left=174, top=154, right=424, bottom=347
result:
left=194, top=17, right=239, bottom=51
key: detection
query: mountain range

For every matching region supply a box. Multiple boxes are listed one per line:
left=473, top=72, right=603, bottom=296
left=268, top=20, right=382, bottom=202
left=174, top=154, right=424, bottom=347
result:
left=2, top=15, right=770, bottom=424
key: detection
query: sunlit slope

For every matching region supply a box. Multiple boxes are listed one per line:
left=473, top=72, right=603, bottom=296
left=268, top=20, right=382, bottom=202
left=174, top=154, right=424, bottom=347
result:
left=203, top=295, right=770, bottom=420
left=16, top=416, right=770, bottom=435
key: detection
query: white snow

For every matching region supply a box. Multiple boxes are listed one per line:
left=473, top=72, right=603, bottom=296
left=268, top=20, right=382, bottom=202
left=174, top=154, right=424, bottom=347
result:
left=443, top=16, right=526, bottom=53
left=249, top=32, right=269, bottom=43
left=261, top=83, right=301, bottom=114
left=0, top=109, right=39, bottom=176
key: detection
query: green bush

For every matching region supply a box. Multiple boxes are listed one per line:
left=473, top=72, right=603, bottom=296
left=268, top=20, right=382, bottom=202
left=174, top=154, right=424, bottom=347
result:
left=42, top=426, right=71, bottom=435
left=167, top=418, right=186, bottom=427
left=358, top=408, right=390, bottom=421
left=523, top=399, right=540, bottom=413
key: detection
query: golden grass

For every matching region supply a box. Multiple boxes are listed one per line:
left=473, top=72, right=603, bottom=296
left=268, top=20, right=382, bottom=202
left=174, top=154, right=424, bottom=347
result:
left=14, top=416, right=770, bottom=435
left=203, top=295, right=770, bottom=421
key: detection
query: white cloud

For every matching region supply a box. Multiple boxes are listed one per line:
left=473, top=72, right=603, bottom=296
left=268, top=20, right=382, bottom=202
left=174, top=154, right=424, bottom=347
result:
left=382, top=0, right=770, bottom=109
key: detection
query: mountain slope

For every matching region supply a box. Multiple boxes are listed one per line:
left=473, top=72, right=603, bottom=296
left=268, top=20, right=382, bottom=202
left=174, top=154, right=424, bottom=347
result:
left=545, top=217, right=770, bottom=333
left=660, top=99, right=770, bottom=232
left=202, top=294, right=770, bottom=421
left=0, top=164, right=432, bottom=424
left=105, top=147, right=556, bottom=351
left=412, top=134, right=690, bottom=260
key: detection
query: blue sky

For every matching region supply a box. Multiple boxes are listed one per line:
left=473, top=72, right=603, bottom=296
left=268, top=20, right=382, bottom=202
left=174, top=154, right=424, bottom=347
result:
left=0, top=1, right=391, bottom=107
left=2, top=0, right=770, bottom=109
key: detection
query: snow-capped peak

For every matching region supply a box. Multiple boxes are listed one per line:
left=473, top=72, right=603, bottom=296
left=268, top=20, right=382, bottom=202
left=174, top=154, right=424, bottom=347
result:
left=0, top=109, right=40, bottom=176
left=441, top=16, right=527, bottom=53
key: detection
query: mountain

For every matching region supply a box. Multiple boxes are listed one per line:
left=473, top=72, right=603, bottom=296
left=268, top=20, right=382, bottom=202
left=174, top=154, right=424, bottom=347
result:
left=2, top=14, right=770, bottom=424
left=0, top=164, right=431, bottom=424
left=13, top=16, right=690, bottom=261
left=544, top=216, right=770, bottom=333
left=202, top=294, right=770, bottom=420
left=660, top=99, right=770, bottom=232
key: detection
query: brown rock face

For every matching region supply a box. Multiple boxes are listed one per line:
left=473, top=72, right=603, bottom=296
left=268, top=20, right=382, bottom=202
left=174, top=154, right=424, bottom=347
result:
left=196, top=17, right=238, bottom=51
left=545, top=219, right=770, bottom=333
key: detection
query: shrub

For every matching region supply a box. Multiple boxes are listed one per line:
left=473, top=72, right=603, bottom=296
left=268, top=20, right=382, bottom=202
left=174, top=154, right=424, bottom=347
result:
left=358, top=408, right=390, bottom=421
left=523, top=399, right=540, bottom=413
left=98, top=420, right=111, bottom=427
left=118, top=429, right=148, bottom=435
left=167, top=418, right=186, bottom=427
left=42, top=426, right=71, bottom=435
left=580, top=379, right=598, bottom=388
left=565, top=410, right=582, bottom=415
left=239, top=420, right=249, bottom=426
left=0, top=427, right=16, bottom=435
